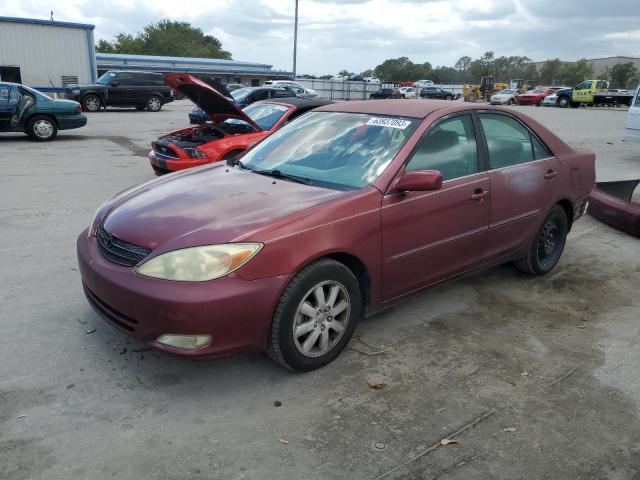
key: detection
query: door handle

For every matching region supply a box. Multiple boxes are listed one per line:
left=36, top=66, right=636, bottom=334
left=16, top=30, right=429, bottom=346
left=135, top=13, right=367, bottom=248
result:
left=544, top=170, right=558, bottom=179
left=470, top=189, right=489, bottom=201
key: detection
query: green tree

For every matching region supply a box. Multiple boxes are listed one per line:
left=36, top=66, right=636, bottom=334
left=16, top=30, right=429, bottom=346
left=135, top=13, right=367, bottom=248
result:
left=560, top=59, right=593, bottom=86
left=337, top=69, right=355, bottom=77
left=360, top=69, right=374, bottom=77
left=469, top=51, right=495, bottom=80
left=539, top=59, right=563, bottom=85
left=373, top=57, right=430, bottom=82
left=609, top=62, right=639, bottom=89
left=96, top=20, right=231, bottom=59
left=454, top=56, right=471, bottom=72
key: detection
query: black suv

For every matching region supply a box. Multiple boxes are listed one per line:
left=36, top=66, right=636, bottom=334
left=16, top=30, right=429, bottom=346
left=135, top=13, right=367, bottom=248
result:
left=65, top=71, right=174, bottom=112
left=419, top=87, right=457, bottom=100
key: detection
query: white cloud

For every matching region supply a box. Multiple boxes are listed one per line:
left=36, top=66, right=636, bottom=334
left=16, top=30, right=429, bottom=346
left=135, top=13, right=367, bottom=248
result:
left=3, top=0, right=639, bottom=75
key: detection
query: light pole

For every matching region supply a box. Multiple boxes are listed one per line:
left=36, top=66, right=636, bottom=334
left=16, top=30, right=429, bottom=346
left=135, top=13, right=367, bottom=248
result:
left=292, top=0, right=299, bottom=79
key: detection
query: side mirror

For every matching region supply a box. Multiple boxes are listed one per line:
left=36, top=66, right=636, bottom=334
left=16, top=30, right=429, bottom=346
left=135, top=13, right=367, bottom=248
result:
left=110, top=81, right=119, bottom=87
left=394, top=170, right=443, bottom=192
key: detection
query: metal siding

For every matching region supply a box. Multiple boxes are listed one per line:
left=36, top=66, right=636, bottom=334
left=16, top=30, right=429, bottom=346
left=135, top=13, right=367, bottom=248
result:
left=0, top=22, right=94, bottom=87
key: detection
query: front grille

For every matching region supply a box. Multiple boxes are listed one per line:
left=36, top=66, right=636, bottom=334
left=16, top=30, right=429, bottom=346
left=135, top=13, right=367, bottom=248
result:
left=152, top=142, right=179, bottom=159
left=97, top=226, right=151, bottom=267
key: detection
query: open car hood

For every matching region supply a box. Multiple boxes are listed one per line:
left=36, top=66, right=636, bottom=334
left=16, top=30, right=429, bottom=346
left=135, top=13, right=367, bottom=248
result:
left=164, top=73, right=261, bottom=131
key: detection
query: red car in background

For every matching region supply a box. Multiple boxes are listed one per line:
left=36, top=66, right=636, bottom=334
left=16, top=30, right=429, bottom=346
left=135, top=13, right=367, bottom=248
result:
left=79, top=100, right=595, bottom=371
left=149, top=73, right=331, bottom=175
left=516, top=88, right=556, bottom=106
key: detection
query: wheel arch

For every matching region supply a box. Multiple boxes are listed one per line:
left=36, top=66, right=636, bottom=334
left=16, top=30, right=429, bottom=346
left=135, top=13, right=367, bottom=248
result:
left=25, top=112, right=58, bottom=128
left=293, top=252, right=373, bottom=316
left=556, top=199, right=574, bottom=230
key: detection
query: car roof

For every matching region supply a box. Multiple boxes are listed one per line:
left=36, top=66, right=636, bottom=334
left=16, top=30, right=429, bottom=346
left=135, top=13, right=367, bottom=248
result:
left=260, top=97, right=334, bottom=109
left=315, top=99, right=507, bottom=119
left=0, top=82, right=21, bottom=87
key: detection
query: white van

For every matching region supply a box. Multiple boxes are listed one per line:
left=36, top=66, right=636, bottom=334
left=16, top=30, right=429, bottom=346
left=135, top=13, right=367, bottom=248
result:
left=624, top=86, right=640, bottom=143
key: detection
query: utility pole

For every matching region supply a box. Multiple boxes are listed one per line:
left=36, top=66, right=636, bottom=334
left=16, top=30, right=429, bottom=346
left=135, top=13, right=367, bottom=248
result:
left=292, top=0, right=299, bottom=79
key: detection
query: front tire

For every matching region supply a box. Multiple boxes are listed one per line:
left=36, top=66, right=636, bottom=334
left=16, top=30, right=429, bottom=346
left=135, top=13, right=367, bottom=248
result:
left=146, top=95, right=163, bottom=112
left=446, top=95, right=452, bottom=101
left=267, top=259, right=362, bottom=372
left=508, top=98, right=515, bottom=105
left=82, top=94, right=101, bottom=112
left=558, top=97, right=569, bottom=108
left=27, top=116, right=58, bottom=141
left=514, top=205, right=568, bottom=275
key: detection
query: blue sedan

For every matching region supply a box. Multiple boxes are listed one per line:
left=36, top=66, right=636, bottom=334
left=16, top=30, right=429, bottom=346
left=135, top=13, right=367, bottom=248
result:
left=0, top=82, right=87, bottom=141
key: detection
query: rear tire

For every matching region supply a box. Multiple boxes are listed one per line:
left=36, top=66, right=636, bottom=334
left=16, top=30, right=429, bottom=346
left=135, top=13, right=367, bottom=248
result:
left=27, top=115, right=58, bottom=141
left=146, top=95, right=163, bottom=112
left=465, top=92, right=478, bottom=102
left=267, top=259, right=361, bottom=372
left=514, top=205, right=568, bottom=275
left=557, top=97, right=569, bottom=108
left=445, top=95, right=452, bottom=101
left=508, top=99, right=515, bottom=105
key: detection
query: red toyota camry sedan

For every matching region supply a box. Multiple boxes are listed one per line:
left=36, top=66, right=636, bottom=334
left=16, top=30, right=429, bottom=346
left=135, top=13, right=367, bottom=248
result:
left=78, top=100, right=595, bottom=371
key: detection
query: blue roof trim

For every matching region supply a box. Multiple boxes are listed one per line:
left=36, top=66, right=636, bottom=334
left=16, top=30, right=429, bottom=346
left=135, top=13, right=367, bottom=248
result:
left=97, top=63, right=293, bottom=76
left=96, top=53, right=271, bottom=69
left=0, top=16, right=95, bottom=30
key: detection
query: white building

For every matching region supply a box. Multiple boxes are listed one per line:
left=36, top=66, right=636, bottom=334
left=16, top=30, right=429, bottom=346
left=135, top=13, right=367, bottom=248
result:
left=0, top=16, right=97, bottom=92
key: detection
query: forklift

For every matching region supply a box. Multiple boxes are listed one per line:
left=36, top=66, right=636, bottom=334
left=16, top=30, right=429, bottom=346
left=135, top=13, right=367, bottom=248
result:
left=463, top=76, right=508, bottom=102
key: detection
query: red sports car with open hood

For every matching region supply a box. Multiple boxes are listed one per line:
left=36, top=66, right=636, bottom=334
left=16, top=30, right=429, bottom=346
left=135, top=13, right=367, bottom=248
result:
left=79, top=100, right=595, bottom=372
left=516, top=88, right=555, bottom=106
left=149, top=73, right=332, bottom=175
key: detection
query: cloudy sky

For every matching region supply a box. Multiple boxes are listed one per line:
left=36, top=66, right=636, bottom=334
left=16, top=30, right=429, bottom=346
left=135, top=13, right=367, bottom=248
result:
left=5, top=0, right=640, bottom=75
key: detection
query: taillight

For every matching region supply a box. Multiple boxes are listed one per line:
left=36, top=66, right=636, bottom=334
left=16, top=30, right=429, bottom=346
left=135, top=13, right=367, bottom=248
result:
left=76, top=105, right=82, bottom=113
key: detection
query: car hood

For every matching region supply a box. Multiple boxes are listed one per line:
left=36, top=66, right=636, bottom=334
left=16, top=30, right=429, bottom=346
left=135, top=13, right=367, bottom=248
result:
left=102, top=164, right=346, bottom=253
left=164, top=73, right=261, bottom=130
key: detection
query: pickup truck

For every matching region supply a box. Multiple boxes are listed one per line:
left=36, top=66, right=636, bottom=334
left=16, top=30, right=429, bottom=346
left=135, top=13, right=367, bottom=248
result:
left=555, top=80, right=634, bottom=108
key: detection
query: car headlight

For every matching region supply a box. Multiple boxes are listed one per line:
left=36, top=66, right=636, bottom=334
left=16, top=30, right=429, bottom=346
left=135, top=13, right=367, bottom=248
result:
left=137, top=243, right=263, bottom=281
left=184, top=148, right=207, bottom=159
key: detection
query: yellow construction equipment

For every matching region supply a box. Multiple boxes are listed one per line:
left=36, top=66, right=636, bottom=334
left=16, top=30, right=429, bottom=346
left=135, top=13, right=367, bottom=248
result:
left=463, top=76, right=508, bottom=102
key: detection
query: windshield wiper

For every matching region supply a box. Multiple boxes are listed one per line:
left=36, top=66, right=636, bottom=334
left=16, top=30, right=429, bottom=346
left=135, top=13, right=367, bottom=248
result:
left=252, top=169, right=312, bottom=185
left=227, top=157, right=251, bottom=169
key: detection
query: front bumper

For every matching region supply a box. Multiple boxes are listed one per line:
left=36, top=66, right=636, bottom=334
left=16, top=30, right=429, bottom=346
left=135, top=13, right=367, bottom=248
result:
left=58, top=114, right=87, bottom=130
left=148, top=150, right=209, bottom=174
left=77, top=232, right=292, bottom=357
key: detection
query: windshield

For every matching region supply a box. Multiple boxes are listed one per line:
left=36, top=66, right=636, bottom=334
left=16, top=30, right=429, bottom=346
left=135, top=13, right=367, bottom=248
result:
left=240, top=112, right=418, bottom=190
left=231, top=88, right=253, bottom=102
left=528, top=89, right=544, bottom=94
left=96, top=72, right=117, bottom=85
left=222, top=102, right=290, bottom=131
left=499, top=89, right=514, bottom=94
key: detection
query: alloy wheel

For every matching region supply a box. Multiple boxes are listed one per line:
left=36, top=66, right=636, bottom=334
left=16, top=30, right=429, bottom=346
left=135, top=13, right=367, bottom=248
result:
left=292, top=280, right=351, bottom=357
left=148, top=97, right=162, bottom=111
left=84, top=96, right=100, bottom=111
left=33, top=120, right=54, bottom=139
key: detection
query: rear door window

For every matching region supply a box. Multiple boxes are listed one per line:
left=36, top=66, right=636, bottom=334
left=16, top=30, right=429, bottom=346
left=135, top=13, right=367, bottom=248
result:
left=406, top=114, right=478, bottom=180
left=479, top=113, right=533, bottom=168
left=0, top=87, right=8, bottom=102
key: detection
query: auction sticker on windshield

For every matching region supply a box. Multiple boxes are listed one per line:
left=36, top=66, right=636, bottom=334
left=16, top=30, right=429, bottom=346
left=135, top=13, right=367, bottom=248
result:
left=366, top=117, right=412, bottom=129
